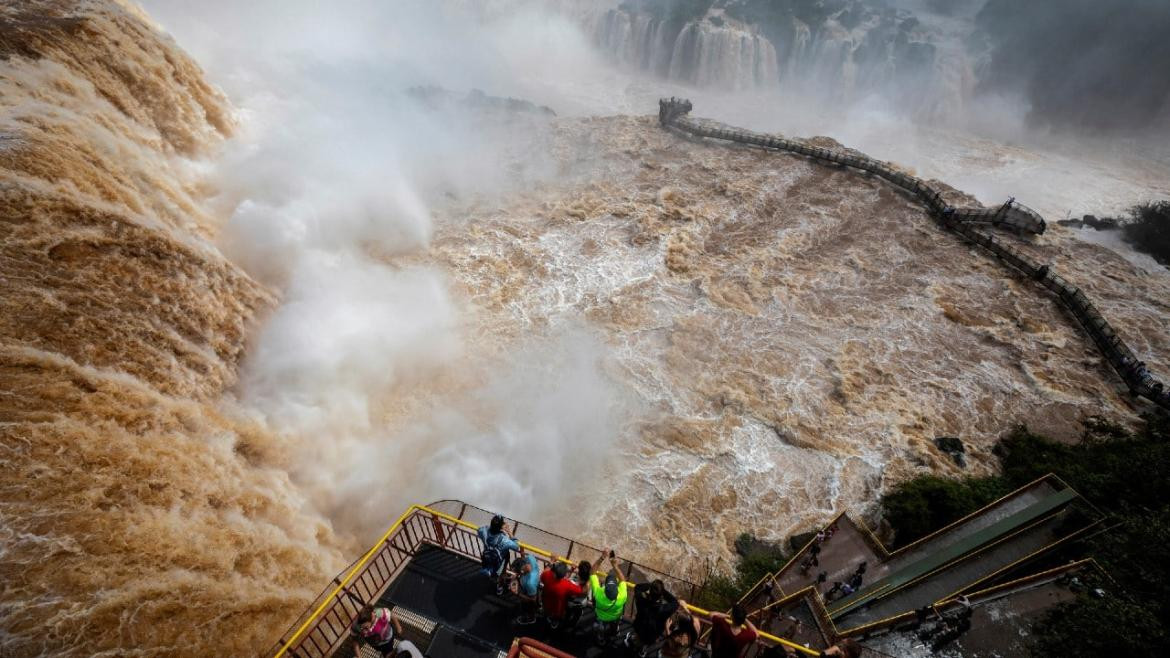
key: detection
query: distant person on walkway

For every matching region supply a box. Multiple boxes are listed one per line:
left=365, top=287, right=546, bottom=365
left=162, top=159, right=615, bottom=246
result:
left=478, top=514, right=520, bottom=594
left=709, top=604, right=758, bottom=658
left=540, top=559, right=585, bottom=629
left=351, top=605, right=402, bottom=658
left=590, top=549, right=629, bottom=644
left=510, top=555, right=540, bottom=625
left=847, top=571, right=864, bottom=591
left=629, top=579, right=679, bottom=655
left=825, top=581, right=844, bottom=600
left=659, top=601, right=700, bottom=658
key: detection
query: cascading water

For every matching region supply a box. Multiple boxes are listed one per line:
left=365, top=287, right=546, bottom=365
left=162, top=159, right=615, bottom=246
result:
left=587, top=1, right=975, bottom=120
left=3, top=1, right=1169, bottom=656
left=668, top=20, right=779, bottom=90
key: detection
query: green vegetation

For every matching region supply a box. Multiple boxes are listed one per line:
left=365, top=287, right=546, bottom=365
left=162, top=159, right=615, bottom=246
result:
left=695, top=532, right=788, bottom=611
left=880, top=475, right=1011, bottom=549
left=1121, top=200, right=1170, bottom=267
left=880, top=416, right=1170, bottom=657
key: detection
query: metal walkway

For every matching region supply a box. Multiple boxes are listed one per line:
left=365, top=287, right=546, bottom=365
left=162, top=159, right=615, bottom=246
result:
left=737, top=475, right=1100, bottom=639
left=658, top=98, right=1170, bottom=410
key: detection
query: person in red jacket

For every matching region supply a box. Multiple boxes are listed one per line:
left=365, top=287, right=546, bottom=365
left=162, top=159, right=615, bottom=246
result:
left=539, top=559, right=584, bottom=630
left=709, top=604, right=758, bottom=658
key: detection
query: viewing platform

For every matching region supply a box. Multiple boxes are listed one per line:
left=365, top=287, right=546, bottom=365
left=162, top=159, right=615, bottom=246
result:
left=270, top=501, right=818, bottom=658
left=272, top=475, right=1103, bottom=658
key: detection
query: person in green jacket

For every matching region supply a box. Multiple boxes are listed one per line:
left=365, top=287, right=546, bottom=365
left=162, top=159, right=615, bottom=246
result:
left=589, top=547, right=629, bottom=646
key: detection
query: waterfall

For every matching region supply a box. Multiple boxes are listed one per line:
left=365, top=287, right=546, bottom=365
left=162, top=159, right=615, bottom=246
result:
left=588, top=3, right=977, bottom=120
left=592, top=8, right=676, bottom=77
left=668, top=21, right=779, bottom=90
left=591, top=9, right=780, bottom=90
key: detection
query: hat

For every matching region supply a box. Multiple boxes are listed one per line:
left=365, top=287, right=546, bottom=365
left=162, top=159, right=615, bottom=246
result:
left=604, top=573, right=619, bottom=600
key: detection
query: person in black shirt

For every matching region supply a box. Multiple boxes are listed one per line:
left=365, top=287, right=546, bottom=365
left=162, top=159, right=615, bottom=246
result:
left=627, top=579, right=678, bottom=656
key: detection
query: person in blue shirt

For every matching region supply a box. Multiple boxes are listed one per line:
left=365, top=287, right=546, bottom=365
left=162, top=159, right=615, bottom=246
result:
left=477, top=514, right=520, bottom=594
left=510, top=554, right=541, bottom=624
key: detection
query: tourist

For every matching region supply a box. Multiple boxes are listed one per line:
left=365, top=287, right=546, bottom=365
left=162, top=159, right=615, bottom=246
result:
left=776, top=614, right=803, bottom=640
left=629, top=579, right=679, bottom=654
left=564, top=559, right=594, bottom=628
left=659, top=601, right=700, bottom=658
left=540, top=559, right=585, bottom=630
left=510, top=555, right=540, bottom=625
left=799, top=547, right=820, bottom=575
left=589, top=549, right=629, bottom=644
left=478, top=514, right=520, bottom=594
left=824, top=581, right=844, bottom=600
left=847, top=572, right=863, bottom=591
left=351, top=605, right=402, bottom=658
left=820, top=638, right=862, bottom=658
left=393, top=639, right=424, bottom=658
left=709, top=604, right=758, bottom=658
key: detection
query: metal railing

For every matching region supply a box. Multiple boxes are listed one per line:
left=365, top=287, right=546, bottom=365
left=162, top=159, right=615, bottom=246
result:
left=271, top=502, right=821, bottom=657
left=731, top=475, right=1097, bottom=641
left=425, top=500, right=707, bottom=602
left=658, top=97, right=1170, bottom=411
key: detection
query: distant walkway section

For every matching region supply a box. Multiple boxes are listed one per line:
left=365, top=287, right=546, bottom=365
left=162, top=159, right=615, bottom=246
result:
left=658, top=98, right=1170, bottom=410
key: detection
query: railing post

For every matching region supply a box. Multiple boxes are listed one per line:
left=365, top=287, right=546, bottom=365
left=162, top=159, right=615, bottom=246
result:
left=431, top=511, right=447, bottom=547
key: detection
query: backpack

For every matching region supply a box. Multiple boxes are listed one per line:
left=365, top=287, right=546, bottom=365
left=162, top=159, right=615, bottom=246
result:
left=481, top=536, right=504, bottom=573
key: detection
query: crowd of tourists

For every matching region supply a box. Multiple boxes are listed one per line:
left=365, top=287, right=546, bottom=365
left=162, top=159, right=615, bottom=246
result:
left=472, top=514, right=860, bottom=658
left=350, top=513, right=862, bottom=658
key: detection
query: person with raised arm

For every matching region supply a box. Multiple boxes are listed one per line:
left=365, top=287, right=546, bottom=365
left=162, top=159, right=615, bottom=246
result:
left=708, top=604, right=758, bottom=658
left=589, top=548, right=629, bottom=645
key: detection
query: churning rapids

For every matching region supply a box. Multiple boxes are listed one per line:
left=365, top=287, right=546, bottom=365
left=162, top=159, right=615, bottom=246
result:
left=2, top=1, right=1169, bottom=656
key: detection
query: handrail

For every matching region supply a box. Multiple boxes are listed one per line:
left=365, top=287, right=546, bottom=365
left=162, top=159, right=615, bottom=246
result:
left=733, top=473, right=1091, bottom=642
left=685, top=603, right=820, bottom=656
left=425, top=499, right=702, bottom=594
left=273, top=504, right=420, bottom=657
left=657, top=97, right=1170, bottom=411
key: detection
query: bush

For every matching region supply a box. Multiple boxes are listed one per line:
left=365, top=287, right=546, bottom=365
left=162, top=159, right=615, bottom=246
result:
left=1121, top=200, right=1170, bottom=267
left=880, top=475, right=1011, bottom=549
left=695, top=533, right=788, bottom=611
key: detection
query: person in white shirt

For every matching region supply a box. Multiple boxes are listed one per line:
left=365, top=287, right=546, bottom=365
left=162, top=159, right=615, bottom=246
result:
left=392, top=639, right=424, bottom=658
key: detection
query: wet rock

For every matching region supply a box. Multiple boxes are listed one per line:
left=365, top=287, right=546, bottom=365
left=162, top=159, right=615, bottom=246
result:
left=934, top=436, right=967, bottom=467
left=788, top=530, right=817, bottom=553
left=1081, top=214, right=1119, bottom=230
left=736, top=533, right=785, bottom=560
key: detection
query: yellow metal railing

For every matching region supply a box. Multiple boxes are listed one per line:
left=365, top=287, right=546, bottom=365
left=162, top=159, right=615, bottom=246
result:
left=272, top=503, right=820, bottom=657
